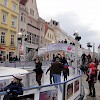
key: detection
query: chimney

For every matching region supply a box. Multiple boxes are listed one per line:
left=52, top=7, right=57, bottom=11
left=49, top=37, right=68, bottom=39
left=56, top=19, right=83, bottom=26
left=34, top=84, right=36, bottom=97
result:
left=20, top=0, right=28, bottom=5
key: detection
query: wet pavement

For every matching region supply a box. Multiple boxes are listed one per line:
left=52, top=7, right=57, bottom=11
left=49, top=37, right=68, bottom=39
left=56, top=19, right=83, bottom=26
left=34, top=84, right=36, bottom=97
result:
left=82, top=65, right=100, bottom=100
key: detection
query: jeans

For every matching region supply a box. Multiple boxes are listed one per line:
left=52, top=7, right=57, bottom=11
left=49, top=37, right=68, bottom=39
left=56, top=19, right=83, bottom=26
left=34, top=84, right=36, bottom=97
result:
left=88, top=81, right=95, bottom=96
left=53, top=74, right=62, bottom=92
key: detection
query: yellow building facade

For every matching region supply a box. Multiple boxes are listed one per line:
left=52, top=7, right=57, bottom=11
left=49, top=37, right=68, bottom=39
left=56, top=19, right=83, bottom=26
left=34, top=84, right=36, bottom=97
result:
left=0, top=0, right=19, bottom=61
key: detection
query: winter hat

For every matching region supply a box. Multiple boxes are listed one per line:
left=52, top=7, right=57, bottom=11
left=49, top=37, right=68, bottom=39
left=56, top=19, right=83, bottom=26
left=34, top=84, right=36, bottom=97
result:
left=13, top=74, right=22, bottom=81
left=56, top=57, right=60, bottom=61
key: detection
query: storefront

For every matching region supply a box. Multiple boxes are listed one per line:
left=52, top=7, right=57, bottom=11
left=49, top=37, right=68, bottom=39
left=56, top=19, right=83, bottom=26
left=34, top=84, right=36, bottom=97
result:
left=0, top=46, right=17, bottom=61
left=0, top=46, right=6, bottom=61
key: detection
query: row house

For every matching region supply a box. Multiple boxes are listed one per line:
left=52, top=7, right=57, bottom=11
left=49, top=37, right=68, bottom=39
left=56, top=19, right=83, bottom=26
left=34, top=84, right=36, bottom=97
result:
left=19, top=0, right=45, bottom=61
left=0, top=0, right=19, bottom=61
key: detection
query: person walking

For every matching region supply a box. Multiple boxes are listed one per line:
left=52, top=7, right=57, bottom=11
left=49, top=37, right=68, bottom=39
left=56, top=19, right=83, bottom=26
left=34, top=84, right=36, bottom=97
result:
left=3, top=74, right=23, bottom=100
left=86, top=60, right=97, bottom=97
left=81, top=53, right=87, bottom=65
left=46, top=61, right=54, bottom=84
left=50, top=58, right=63, bottom=92
left=33, top=58, right=43, bottom=86
left=63, top=63, right=69, bottom=81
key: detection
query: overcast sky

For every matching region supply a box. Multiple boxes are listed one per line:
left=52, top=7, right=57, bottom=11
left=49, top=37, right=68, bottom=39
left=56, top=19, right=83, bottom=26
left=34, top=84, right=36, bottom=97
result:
left=37, top=0, right=100, bottom=52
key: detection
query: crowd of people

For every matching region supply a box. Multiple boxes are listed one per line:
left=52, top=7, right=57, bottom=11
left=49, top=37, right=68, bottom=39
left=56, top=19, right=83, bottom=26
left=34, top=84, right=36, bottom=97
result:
left=33, top=54, right=70, bottom=92
left=2, top=52, right=100, bottom=99
left=80, top=53, right=100, bottom=97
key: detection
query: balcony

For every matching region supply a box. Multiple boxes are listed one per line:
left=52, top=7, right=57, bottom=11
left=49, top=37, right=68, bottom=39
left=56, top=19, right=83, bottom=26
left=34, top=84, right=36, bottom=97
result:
left=10, top=43, right=16, bottom=47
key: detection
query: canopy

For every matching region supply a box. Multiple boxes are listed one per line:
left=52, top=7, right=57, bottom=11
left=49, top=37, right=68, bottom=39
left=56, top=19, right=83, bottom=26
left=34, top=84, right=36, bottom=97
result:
left=38, top=43, right=82, bottom=56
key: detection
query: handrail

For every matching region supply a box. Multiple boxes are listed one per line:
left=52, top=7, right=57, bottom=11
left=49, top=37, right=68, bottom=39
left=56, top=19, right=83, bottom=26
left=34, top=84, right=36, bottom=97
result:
left=0, top=65, right=76, bottom=78
left=24, top=74, right=82, bottom=90
left=0, top=71, right=34, bottom=78
left=0, top=68, right=82, bottom=95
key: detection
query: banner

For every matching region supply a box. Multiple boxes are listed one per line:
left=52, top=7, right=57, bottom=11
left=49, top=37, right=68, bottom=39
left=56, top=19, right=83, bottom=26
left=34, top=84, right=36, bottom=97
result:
left=74, top=80, right=79, bottom=93
left=66, top=83, right=73, bottom=99
left=38, top=43, right=82, bottom=56
left=40, top=90, right=58, bottom=100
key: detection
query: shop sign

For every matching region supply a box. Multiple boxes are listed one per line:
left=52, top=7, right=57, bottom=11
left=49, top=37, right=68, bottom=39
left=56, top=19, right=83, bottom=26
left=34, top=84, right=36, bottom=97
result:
left=0, top=47, right=5, bottom=50
left=9, top=48, right=16, bottom=50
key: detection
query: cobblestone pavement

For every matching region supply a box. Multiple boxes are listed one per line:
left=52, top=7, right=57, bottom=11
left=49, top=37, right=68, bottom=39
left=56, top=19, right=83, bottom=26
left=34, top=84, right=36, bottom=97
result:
left=82, top=65, right=100, bottom=100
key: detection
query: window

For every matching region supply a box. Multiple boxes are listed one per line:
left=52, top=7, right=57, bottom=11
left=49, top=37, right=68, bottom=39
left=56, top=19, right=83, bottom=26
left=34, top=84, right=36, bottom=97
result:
left=12, top=18, right=16, bottom=27
left=2, top=12, right=7, bottom=24
left=27, top=32, right=31, bottom=43
left=50, top=34, right=51, bottom=39
left=41, top=37, right=42, bottom=43
left=48, top=33, right=49, bottom=37
left=12, top=3, right=16, bottom=11
left=32, top=34, right=36, bottom=44
left=36, top=36, right=39, bottom=45
left=20, top=13, right=25, bottom=22
left=1, top=32, right=5, bottom=44
left=11, top=34, right=14, bottom=45
left=3, top=0, right=7, bottom=7
left=52, top=36, right=53, bottom=39
left=30, top=9, right=34, bottom=16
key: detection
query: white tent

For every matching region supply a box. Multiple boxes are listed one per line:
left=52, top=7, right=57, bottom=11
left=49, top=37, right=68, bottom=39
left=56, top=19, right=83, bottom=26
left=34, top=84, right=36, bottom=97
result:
left=38, top=43, right=82, bottom=56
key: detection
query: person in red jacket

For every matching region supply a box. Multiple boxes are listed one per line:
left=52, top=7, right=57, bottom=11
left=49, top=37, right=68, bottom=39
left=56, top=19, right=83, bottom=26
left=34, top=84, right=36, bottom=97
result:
left=86, top=60, right=97, bottom=97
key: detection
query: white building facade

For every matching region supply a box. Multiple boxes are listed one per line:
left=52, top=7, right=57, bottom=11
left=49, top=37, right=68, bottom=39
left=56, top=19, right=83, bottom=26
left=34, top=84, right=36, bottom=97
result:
left=18, top=0, right=45, bottom=61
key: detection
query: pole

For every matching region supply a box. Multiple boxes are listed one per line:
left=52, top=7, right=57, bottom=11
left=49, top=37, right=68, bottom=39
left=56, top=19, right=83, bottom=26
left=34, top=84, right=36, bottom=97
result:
left=18, top=1, right=20, bottom=59
left=92, top=43, right=95, bottom=59
left=75, top=40, right=78, bottom=68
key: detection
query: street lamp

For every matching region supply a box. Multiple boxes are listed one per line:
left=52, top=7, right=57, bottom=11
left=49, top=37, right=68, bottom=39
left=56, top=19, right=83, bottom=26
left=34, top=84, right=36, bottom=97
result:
left=52, top=41, right=54, bottom=43
left=18, top=32, right=27, bottom=61
left=87, top=42, right=92, bottom=53
left=73, top=31, right=81, bottom=68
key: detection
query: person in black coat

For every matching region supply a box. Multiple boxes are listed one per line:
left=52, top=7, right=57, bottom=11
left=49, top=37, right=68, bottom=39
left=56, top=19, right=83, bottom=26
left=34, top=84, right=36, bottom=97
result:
left=46, top=61, right=54, bottom=84
left=61, top=57, right=67, bottom=65
left=3, top=74, right=23, bottom=100
left=33, top=58, right=43, bottom=86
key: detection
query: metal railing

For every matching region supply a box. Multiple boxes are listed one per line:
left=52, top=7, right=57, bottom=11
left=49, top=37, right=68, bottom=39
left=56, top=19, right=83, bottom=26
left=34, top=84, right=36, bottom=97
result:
left=0, top=60, right=51, bottom=69
left=0, top=67, right=84, bottom=100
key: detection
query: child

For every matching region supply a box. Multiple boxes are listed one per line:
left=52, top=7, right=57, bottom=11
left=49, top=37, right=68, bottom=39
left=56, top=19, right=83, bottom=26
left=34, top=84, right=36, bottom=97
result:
left=63, top=63, right=69, bottom=81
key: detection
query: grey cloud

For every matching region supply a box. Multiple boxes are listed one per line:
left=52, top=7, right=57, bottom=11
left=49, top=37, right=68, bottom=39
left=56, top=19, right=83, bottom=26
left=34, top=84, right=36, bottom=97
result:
left=49, top=12, right=99, bottom=51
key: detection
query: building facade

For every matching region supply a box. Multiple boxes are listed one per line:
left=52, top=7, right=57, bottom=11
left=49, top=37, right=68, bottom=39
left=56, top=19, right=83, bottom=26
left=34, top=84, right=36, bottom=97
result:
left=19, top=0, right=45, bottom=61
left=0, top=0, right=19, bottom=61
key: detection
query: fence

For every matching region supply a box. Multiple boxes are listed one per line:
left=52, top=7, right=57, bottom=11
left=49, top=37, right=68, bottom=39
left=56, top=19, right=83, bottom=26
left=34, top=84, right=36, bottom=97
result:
left=0, top=61, right=51, bottom=69
left=0, top=66, right=84, bottom=100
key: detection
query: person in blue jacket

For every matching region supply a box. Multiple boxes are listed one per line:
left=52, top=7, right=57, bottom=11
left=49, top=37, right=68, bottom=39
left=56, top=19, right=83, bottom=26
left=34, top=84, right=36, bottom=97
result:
left=3, top=74, right=23, bottom=100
